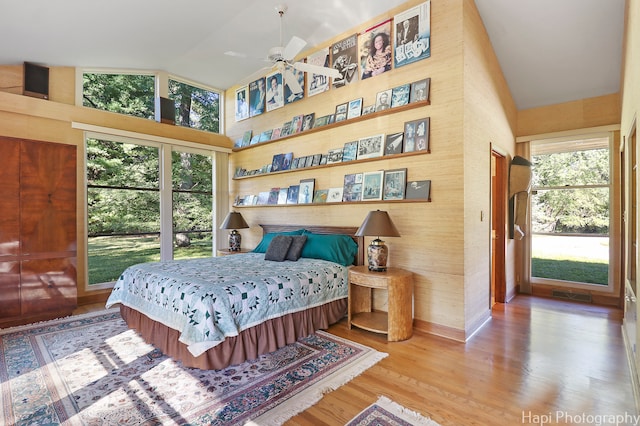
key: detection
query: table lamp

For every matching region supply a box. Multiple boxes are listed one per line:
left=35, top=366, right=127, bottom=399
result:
left=219, top=212, right=249, bottom=251
left=355, top=210, right=401, bottom=271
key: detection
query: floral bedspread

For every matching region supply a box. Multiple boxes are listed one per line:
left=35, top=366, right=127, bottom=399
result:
left=105, top=253, right=348, bottom=356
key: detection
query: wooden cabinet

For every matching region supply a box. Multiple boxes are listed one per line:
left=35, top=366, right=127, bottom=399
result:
left=0, top=136, right=77, bottom=327
left=348, top=265, right=413, bottom=341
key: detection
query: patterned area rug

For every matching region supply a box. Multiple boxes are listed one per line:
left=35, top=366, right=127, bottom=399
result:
left=0, top=309, right=387, bottom=425
left=347, top=396, right=440, bottom=426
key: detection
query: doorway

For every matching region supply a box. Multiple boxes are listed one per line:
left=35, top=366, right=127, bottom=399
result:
left=491, top=149, right=507, bottom=305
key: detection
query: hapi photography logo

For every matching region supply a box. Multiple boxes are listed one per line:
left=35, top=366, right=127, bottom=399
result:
left=522, top=410, right=640, bottom=425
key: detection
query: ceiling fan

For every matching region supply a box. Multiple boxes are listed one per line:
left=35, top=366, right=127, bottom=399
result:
left=227, top=4, right=341, bottom=86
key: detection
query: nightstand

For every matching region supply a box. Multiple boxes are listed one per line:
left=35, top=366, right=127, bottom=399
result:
left=216, top=248, right=251, bottom=256
left=348, top=265, right=413, bottom=341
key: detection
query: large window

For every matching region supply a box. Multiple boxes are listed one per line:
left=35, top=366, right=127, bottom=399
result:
left=82, top=71, right=221, bottom=134
left=530, top=137, right=611, bottom=286
left=86, top=137, right=215, bottom=286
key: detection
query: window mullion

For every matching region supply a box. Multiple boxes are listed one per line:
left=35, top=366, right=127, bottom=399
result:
left=159, top=145, right=174, bottom=262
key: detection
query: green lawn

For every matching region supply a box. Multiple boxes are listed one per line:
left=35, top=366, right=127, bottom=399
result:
left=531, top=258, right=608, bottom=285
left=88, top=235, right=212, bottom=285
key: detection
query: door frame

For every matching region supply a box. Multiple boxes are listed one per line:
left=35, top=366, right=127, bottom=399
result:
left=491, top=147, right=508, bottom=304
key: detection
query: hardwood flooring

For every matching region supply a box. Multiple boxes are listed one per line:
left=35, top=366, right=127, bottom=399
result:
left=74, top=295, right=637, bottom=425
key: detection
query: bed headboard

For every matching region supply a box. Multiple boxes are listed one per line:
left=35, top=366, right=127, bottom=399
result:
left=259, top=224, right=364, bottom=266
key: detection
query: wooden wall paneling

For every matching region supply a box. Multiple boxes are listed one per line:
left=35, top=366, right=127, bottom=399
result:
left=20, top=257, right=77, bottom=316
left=0, top=262, right=20, bottom=318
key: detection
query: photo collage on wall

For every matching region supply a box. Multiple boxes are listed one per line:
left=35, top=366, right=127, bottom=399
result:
left=234, top=1, right=431, bottom=122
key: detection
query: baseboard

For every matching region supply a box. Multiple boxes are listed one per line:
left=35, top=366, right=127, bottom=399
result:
left=413, top=318, right=465, bottom=342
left=529, top=284, right=621, bottom=307
left=622, top=325, right=640, bottom=413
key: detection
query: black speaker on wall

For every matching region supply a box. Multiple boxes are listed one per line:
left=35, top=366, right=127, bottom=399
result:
left=159, top=97, right=175, bottom=125
left=23, top=62, right=49, bottom=100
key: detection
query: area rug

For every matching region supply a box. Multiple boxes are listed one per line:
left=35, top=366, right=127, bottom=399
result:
left=0, top=309, right=387, bottom=425
left=346, top=396, right=440, bottom=426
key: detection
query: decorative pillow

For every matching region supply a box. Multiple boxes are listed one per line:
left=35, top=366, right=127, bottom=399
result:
left=300, top=232, right=358, bottom=266
left=252, top=229, right=305, bottom=253
left=264, top=235, right=293, bottom=261
left=285, top=235, right=308, bottom=261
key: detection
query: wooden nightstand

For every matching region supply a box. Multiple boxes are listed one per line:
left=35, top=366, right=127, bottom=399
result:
left=348, top=265, right=413, bottom=341
left=216, top=248, right=251, bottom=256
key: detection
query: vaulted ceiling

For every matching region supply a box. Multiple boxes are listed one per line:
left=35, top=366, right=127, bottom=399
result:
left=0, top=0, right=625, bottom=110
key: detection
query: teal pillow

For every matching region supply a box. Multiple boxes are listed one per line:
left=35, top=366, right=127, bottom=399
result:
left=252, top=229, right=305, bottom=253
left=300, top=232, right=358, bottom=266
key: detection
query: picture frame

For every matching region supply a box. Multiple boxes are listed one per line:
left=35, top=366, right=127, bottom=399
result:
left=277, top=188, right=289, bottom=204
left=391, top=83, right=410, bottom=107
left=403, top=118, right=429, bottom=152
left=301, top=113, right=315, bottom=131
left=313, top=189, right=329, bottom=203
left=359, top=19, right=393, bottom=80
left=291, top=114, right=304, bottom=133
left=284, top=67, right=305, bottom=105
left=271, top=153, right=285, bottom=172
left=361, top=171, right=384, bottom=201
left=287, top=185, right=300, bottom=204
left=235, top=86, right=249, bottom=121
left=335, top=102, right=348, bottom=122
left=342, top=173, right=363, bottom=202
left=347, top=97, right=363, bottom=119
left=342, top=141, right=358, bottom=162
left=332, top=34, right=359, bottom=88
left=265, top=71, right=284, bottom=112
left=394, top=1, right=431, bottom=68
left=357, top=134, right=385, bottom=160
left=327, top=147, right=344, bottom=164
left=249, top=77, right=266, bottom=117
left=313, top=114, right=332, bottom=128
left=327, top=187, right=344, bottom=203
left=362, top=104, right=376, bottom=115
left=375, top=89, right=392, bottom=111
left=384, top=132, right=404, bottom=155
left=405, top=180, right=431, bottom=200
left=298, top=178, right=315, bottom=204
left=383, top=168, right=407, bottom=200
left=306, top=48, right=331, bottom=97
left=410, top=77, right=431, bottom=103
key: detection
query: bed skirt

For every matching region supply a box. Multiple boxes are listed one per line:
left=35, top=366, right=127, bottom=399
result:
left=119, top=298, right=347, bottom=370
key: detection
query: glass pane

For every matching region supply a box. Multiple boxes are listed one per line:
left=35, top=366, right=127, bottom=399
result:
left=531, top=188, right=609, bottom=235
left=87, top=139, right=159, bottom=188
left=174, top=232, right=212, bottom=260
left=531, top=234, right=609, bottom=285
left=88, top=235, right=160, bottom=284
left=171, top=150, right=212, bottom=191
left=169, top=79, right=220, bottom=133
left=88, top=188, right=160, bottom=236
left=173, top=192, right=212, bottom=233
left=82, top=73, right=155, bottom=119
left=532, top=148, right=609, bottom=187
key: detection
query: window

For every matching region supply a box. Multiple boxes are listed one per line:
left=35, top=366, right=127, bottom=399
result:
left=81, top=71, right=221, bottom=133
left=86, top=137, right=215, bottom=287
left=530, top=136, right=611, bottom=286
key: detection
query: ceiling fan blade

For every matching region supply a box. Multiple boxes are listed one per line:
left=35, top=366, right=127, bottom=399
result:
left=236, top=65, right=273, bottom=87
left=282, top=36, right=307, bottom=61
left=292, top=61, right=341, bottom=79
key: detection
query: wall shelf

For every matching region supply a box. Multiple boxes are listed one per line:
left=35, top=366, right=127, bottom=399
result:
left=233, top=199, right=431, bottom=208
left=232, top=99, right=430, bottom=152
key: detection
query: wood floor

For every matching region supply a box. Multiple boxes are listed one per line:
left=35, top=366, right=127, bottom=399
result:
left=74, top=295, right=637, bottom=425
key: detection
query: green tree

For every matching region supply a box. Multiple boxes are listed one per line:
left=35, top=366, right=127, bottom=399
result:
left=83, top=73, right=155, bottom=119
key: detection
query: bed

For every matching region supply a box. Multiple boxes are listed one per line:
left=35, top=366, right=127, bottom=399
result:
left=105, top=224, right=364, bottom=370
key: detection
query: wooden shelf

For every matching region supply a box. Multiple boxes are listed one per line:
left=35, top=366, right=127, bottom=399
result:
left=232, top=99, right=430, bottom=152
left=350, top=311, right=389, bottom=334
left=233, top=198, right=430, bottom=208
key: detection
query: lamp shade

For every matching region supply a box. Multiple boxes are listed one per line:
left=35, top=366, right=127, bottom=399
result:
left=219, top=212, right=249, bottom=230
left=355, top=210, right=400, bottom=237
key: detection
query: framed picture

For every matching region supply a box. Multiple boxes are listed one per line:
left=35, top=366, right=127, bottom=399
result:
left=327, top=187, right=344, bottom=203
left=375, top=89, right=392, bottom=111
left=405, top=180, right=431, bottom=200
left=271, top=153, right=285, bottom=172
left=383, top=168, right=407, bottom=200
left=298, top=178, right=315, bottom=204
left=342, top=141, right=358, bottom=162
left=313, top=189, right=329, bottom=203
left=391, top=83, right=410, bottom=107
left=281, top=152, right=293, bottom=170
left=271, top=127, right=282, bottom=140
left=291, top=114, right=304, bottom=133
left=306, top=48, right=331, bottom=97
left=394, top=1, right=431, bottom=68
left=347, top=98, right=363, bottom=119
left=362, top=104, right=376, bottom=115
left=265, top=71, right=284, bottom=112
left=311, top=153, right=322, bottom=166
left=410, top=77, right=431, bottom=103
left=277, top=188, right=289, bottom=204
left=403, top=118, right=429, bottom=152
left=313, top=114, right=331, bottom=128
left=235, top=86, right=249, bottom=121
left=280, top=121, right=292, bottom=137
left=249, top=77, right=266, bottom=117
left=359, top=19, right=393, bottom=80
left=257, top=191, right=270, bottom=205
left=384, top=132, right=404, bottom=155
left=327, top=147, right=344, bottom=164
left=335, top=103, right=348, bottom=122
left=332, top=34, right=359, bottom=88
left=287, top=185, right=300, bottom=204
left=284, top=67, right=305, bottom=104
left=301, top=113, right=315, bottom=131
left=342, top=173, right=363, bottom=202
left=357, top=134, right=385, bottom=160
left=362, top=171, right=384, bottom=201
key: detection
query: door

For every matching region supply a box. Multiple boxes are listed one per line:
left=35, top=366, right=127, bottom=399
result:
left=491, top=149, right=507, bottom=304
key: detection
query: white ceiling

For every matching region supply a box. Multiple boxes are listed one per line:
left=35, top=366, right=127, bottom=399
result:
left=0, top=0, right=625, bottom=110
